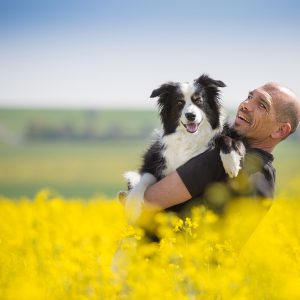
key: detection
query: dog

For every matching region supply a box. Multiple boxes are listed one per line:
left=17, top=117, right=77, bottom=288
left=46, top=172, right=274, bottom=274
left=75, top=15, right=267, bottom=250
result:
left=120, top=74, right=245, bottom=224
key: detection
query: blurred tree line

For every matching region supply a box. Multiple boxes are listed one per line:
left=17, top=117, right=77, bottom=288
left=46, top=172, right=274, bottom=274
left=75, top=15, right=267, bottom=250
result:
left=24, top=110, right=157, bottom=142
left=25, top=119, right=155, bottom=141
left=0, top=109, right=300, bottom=144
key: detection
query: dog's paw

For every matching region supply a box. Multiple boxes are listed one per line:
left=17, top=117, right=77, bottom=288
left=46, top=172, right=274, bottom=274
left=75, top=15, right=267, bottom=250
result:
left=118, top=190, right=128, bottom=205
left=123, top=173, right=157, bottom=224
left=123, top=171, right=141, bottom=190
left=219, top=137, right=245, bottom=178
left=125, top=191, right=144, bottom=224
left=220, top=150, right=242, bottom=178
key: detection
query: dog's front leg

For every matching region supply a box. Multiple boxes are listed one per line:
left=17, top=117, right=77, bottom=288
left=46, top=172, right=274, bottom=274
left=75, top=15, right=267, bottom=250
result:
left=125, top=173, right=157, bottom=224
left=219, top=136, right=246, bottom=178
left=117, top=171, right=141, bottom=205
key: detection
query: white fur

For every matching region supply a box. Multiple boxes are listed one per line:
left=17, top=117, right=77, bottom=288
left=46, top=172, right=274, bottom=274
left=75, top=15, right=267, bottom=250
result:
left=123, top=81, right=236, bottom=223
left=157, top=82, right=222, bottom=175
left=125, top=173, right=157, bottom=224
left=162, top=133, right=210, bottom=176
left=218, top=107, right=227, bottom=129
left=162, top=117, right=221, bottom=176
left=180, top=82, right=196, bottom=98
left=124, top=171, right=141, bottom=189
left=220, top=150, right=242, bottom=178
left=180, top=82, right=203, bottom=125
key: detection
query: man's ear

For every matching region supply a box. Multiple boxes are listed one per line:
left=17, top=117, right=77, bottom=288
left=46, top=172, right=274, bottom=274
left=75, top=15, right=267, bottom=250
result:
left=195, top=74, right=226, bottom=88
left=272, top=122, right=292, bottom=139
left=150, top=82, right=178, bottom=98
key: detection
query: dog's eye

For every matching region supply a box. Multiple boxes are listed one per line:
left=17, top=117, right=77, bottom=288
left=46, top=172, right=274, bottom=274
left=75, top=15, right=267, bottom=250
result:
left=177, top=100, right=185, bottom=107
left=193, top=97, right=202, bottom=104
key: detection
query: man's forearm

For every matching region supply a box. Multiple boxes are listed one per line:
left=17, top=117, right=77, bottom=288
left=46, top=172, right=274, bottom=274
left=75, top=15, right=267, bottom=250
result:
left=144, top=171, right=192, bottom=209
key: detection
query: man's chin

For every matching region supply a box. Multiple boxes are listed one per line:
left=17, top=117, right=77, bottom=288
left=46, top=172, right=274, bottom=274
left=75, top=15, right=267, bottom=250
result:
left=233, top=123, right=246, bottom=135
left=233, top=121, right=240, bottom=130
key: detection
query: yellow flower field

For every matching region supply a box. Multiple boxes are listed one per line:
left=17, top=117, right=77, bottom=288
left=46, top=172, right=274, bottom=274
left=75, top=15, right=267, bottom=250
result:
left=1, top=190, right=300, bottom=299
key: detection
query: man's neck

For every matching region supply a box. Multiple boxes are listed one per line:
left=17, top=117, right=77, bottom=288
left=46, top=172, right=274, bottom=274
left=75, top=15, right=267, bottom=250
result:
left=247, top=139, right=275, bottom=153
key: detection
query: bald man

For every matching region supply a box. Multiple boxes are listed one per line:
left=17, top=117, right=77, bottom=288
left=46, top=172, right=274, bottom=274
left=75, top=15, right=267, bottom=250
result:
left=143, top=83, right=300, bottom=215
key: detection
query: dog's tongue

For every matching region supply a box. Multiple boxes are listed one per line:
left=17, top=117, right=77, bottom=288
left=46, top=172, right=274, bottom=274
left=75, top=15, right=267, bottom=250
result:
left=186, top=123, right=198, bottom=133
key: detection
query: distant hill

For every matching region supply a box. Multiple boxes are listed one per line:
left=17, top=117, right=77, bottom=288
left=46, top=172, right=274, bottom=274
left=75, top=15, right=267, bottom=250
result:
left=0, top=108, right=299, bottom=145
left=0, top=108, right=160, bottom=144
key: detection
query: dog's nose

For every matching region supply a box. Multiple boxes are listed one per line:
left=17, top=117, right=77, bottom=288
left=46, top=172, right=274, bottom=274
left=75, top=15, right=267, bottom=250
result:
left=185, top=112, right=196, bottom=121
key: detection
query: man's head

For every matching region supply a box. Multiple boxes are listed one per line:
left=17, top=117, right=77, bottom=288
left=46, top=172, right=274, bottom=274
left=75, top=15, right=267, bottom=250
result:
left=234, top=83, right=300, bottom=152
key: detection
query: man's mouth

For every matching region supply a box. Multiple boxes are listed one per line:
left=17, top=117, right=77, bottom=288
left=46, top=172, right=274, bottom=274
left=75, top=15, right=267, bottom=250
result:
left=236, top=113, right=251, bottom=125
left=181, top=122, right=200, bottom=133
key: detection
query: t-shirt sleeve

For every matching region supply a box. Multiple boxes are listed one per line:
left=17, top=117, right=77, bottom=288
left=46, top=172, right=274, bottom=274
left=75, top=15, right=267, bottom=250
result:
left=249, top=164, right=276, bottom=198
left=176, top=147, right=227, bottom=198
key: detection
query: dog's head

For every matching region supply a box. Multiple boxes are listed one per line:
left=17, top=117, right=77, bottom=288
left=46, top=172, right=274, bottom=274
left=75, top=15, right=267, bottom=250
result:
left=150, top=74, right=226, bottom=135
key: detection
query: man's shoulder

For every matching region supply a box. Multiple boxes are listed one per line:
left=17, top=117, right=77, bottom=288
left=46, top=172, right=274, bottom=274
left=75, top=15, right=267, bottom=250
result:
left=243, top=147, right=274, bottom=174
left=238, top=147, right=276, bottom=198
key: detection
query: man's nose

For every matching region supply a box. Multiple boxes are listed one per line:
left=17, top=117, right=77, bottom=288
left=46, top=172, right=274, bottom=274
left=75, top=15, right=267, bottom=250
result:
left=240, top=100, right=252, bottom=111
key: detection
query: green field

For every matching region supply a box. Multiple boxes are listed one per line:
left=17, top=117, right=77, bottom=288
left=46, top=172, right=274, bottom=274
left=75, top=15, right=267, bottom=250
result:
left=0, top=140, right=299, bottom=199
left=0, top=141, right=146, bottom=198
left=0, top=109, right=299, bottom=199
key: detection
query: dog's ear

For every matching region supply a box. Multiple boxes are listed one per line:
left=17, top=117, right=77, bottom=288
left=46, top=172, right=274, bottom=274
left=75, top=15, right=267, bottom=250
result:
left=195, top=74, right=226, bottom=88
left=150, top=82, right=178, bottom=98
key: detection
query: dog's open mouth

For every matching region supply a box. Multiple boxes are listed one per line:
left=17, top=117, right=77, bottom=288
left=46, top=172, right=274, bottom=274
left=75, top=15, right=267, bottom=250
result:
left=181, top=122, right=200, bottom=133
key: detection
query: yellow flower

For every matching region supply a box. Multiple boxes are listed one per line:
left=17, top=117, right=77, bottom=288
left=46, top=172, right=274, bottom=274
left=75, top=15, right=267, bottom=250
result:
left=1, top=192, right=300, bottom=299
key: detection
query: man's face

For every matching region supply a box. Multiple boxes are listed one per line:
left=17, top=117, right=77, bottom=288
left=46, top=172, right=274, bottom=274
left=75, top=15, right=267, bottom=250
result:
left=234, top=86, right=279, bottom=141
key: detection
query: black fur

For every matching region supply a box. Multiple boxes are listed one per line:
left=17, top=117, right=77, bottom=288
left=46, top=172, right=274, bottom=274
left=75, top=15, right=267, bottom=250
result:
left=150, top=81, right=181, bottom=134
left=124, top=74, right=245, bottom=196
left=149, top=74, right=226, bottom=135
left=137, top=74, right=230, bottom=182
left=195, top=74, right=226, bottom=129
left=139, top=140, right=166, bottom=180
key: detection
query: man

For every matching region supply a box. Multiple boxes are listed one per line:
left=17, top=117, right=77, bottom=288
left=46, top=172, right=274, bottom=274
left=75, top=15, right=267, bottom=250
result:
left=143, top=83, right=300, bottom=214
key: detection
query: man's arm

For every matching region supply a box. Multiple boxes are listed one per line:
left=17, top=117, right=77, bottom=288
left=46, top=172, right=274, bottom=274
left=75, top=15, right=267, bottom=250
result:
left=144, top=171, right=192, bottom=209
left=144, top=146, right=226, bottom=209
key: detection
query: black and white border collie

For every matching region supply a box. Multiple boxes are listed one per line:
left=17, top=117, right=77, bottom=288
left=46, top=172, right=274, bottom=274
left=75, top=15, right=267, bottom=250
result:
left=122, top=74, right=245, bottom=223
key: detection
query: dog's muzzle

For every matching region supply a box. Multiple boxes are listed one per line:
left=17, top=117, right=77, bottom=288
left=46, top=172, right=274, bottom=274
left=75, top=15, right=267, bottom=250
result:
left=181, top=122, right=200, bottom=133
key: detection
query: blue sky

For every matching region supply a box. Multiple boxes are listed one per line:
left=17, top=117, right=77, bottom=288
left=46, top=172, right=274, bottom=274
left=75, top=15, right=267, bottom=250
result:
left=0, top=0, right=299, bottom=109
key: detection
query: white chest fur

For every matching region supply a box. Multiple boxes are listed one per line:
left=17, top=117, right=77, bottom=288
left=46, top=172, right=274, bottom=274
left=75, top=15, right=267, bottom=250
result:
left=161, top=124, right=218, bottom=176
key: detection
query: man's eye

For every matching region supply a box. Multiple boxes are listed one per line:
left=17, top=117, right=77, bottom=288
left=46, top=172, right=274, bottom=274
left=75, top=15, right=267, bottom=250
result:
left=259, top=103, right=266, bottom=109
left=247, top=94, right=253, bottom=100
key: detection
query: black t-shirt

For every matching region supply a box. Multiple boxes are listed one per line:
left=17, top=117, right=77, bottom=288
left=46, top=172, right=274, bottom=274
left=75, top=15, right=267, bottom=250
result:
left=168, top=146, right=276, bottom=215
